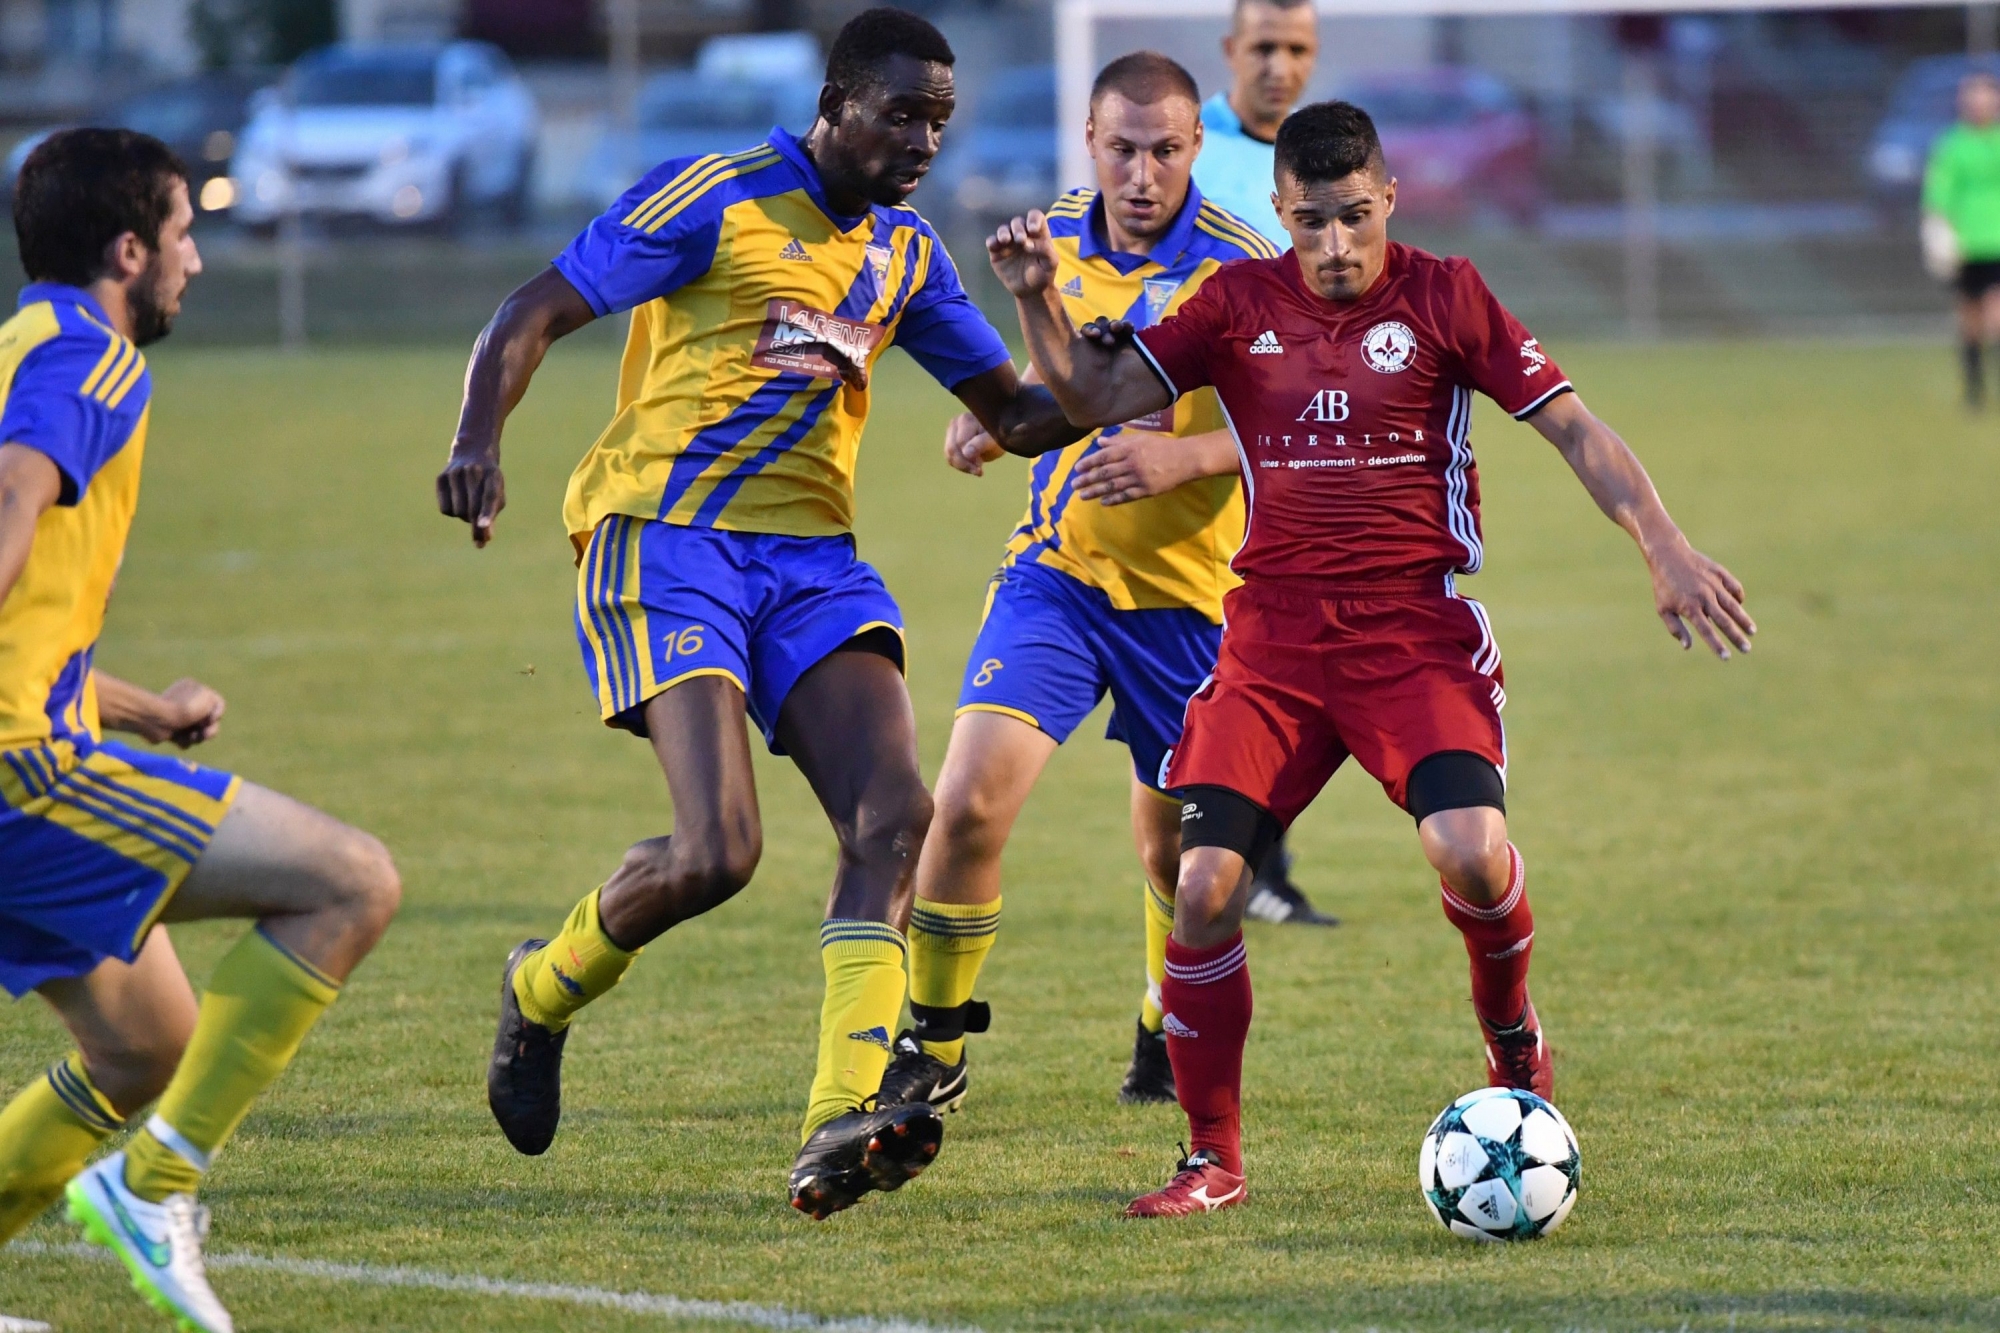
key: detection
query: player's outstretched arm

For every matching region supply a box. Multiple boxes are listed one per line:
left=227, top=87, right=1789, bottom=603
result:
left=987, top=212, right=1174, bottom=433
left=0, top=443, right=60, bottom=607
left=96, top=674, right=226, bottom=749
left=439, top=267, right=598, bottom=547
left=1072, top=429, right=1239, bottom=506
left=950, top=361, right=1091, bottom=460
left=1529, top=392, right=1756, bottom=660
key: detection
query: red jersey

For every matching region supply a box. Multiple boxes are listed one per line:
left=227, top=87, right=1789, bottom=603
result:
left=1134, top=241, right=1570, bottom=591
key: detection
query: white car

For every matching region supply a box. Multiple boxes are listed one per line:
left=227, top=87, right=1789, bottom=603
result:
left=231, top=42, right=537, bottom=229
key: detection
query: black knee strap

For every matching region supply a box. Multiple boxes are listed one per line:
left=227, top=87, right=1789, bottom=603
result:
left=1177, top=785, right=1282, bottom=869
left=1406, top=750, right=1506, bottom=825
left=910, top=999, right=991, bottom=1045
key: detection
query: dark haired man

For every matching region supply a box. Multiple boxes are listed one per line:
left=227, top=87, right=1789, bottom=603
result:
left=444, top=8, right=1079, bottom=1218
left=0, top=129, right=401, bottom=1331
left=987, top=100, right=1755, bottom=1217
left=876, top=51, right=1276, bottom=1117
left=1192, top=0, right=1318, bottom=249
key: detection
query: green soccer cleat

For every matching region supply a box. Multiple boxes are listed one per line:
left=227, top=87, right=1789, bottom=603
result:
left=65, top=1151, right=232, bottom=1333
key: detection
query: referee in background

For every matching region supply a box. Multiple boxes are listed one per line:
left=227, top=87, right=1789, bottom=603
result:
left=1925, top=69, right=2000, bottom=407
left=1187, top=0, right=1337, bottom=926
left=1191, top=0, right=1319, bottom=248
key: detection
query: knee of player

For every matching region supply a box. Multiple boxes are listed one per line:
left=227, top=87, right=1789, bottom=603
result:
left=640, top=825, right=762, bottom=903
left=1419, top=809, right=1509, bottom=890
left=930, top=782, right=1006, bottom=857
left=338, top=830, right=403, bottom=935
left=842, top=782, right=933, bottom=869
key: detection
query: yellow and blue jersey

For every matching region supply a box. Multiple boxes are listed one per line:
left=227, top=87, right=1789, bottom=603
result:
left=553, top=127, right=1011, bottom=547
left=1004, top=184, right=1277, bottom=622
left=0, top=283, right=153, bottom=751
left=0, top=284, right=240, bottom=996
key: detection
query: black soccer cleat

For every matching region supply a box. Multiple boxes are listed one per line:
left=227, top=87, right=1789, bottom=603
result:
left=487, top=938, right=569, bottom=1156
left=1246, top=840, right=1340, bottom=927
left=1118, top=1017, right=1177, bottom=1105
left=787, top=1101, right=944, bottom=1221
left=876, top=1031, right=968, bottom=1112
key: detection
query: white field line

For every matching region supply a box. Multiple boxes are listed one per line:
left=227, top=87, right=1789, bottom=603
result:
left=14, top=1241, right=983, bottom=1333
left=0, top=1318, right=54, bottom=1333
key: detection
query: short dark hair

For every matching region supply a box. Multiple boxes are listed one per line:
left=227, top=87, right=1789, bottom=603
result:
left=14, top=128, right=187, bottom=287
left=825, top=7, right=955, bottom=96
left=1274, top=100, right=1385, bottom=186
left=1090, top=51, right=1199, bottom=110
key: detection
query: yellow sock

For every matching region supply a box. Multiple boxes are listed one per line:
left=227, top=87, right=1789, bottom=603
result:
left=1141, top=879, right=1174, bottom=1034
left=907, top=896, right=1001, bottom=1065
left=123, top=926, right=339, bottom=1203
left=0, top=1053, right=122, bottom=1243
left=513, top=887, right=640, bottom=1031
left=802, top=920, right=908, bottom=1141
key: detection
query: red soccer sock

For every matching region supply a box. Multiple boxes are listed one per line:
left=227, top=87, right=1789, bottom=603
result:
left=1160, top=932, right=1253, bottom=1175
left=1439, top=842, right=1534, bottom=1028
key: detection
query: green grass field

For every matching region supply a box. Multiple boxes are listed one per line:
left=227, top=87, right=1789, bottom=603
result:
left=3, top=337, right=1997, bottom=1332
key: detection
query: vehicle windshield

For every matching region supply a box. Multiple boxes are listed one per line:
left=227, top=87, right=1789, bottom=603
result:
left=290, top=53, right=436, bottom=108
left=640, top=77, right=812, bottom=132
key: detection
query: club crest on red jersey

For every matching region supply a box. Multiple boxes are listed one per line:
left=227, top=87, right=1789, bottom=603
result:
left=1361, top=321, right=1417, bottom=374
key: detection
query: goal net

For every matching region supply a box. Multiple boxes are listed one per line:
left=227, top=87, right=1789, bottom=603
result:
left=1049, top=0, right=1987, bottom=336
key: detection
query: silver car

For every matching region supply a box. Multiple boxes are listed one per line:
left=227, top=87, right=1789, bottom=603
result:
left=231, top=41, right=538, bottom=229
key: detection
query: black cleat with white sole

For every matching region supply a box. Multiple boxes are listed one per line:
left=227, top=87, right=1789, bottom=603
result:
left=876, top=1031, right=968, bottom=1112
left=788, top=1101, right=944, bottom=1220
left=1117, top=1018, right=1177, bottom=1104
left=487, top=939, right=569, bottom=1155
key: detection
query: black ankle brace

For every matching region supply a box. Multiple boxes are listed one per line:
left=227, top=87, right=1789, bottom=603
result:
left=910, top=999, right=991, bottom=1045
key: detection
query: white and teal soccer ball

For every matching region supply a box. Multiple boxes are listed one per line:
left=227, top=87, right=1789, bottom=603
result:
left=1419, top=1086, right=1579, bottom=1241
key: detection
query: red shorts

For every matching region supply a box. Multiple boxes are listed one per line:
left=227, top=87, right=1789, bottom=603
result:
left=1163, top=582, right=1507, bottom=827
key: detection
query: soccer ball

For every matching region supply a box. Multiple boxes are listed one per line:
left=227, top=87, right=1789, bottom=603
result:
left=1419, top=1086, right=1579, bottom=1241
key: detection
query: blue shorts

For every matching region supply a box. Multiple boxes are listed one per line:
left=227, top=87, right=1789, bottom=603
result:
left=956, top=561, right=1221, bottom=791
left=0, top=737, right=239, bottom=997
left=575, top=518, right=905, bottom=753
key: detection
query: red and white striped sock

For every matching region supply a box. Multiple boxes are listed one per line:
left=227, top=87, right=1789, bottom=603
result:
left=1160, top=932, right=1253, bottom=1175
left=1439, top=843, right=1534, bottom=1028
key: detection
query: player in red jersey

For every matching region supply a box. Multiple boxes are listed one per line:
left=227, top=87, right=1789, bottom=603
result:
left=985, top=100, right=1756, bottom=1218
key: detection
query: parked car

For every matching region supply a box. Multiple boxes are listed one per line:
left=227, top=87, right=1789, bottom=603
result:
left=3, top=70, right=271, bottom=212
left=942, top=64, right=1057, bottom=217
left=230, top=41, right=538, bottom=230
left=1867, top=54, right=2000, bottom=200
left=585, top=33, right=821, bottom=209
left=1338, top=68, right=1540, bottom=224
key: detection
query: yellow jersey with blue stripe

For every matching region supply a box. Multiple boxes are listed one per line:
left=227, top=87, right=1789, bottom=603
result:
left=553, top=128, right=1011, bottom=547
left=1004, top=185, right=1278, bottom=621
left=0, top=283, right=153, bottom=750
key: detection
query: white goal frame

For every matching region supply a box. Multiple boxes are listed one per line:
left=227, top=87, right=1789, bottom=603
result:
left=1055, top=0, right=1984, bottom=192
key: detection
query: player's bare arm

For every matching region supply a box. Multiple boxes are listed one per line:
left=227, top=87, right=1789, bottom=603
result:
left=439, top=266, right=599, bottom=547
left=94, top=673, right=225, bottom=749
left=0, top=442, right=61, bottom=604
left=1528, top=390, right=1756, bottom=660
left=949, top=360, right=1089, bottom=460
left=986, top=212, right=1174, bottom=435
left=1071, top=429, right=1237, bottom=505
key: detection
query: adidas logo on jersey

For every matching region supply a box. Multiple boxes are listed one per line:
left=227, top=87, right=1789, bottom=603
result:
left=779, top=238, right=811, bottom=261
left=1249, top=330, right=1284, bottom=354
left=1060, top=276, right=1085, bottom=297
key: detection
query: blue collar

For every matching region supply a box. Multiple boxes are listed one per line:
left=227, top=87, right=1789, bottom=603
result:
left=19, top=281, right=111, bottom=325
left=1080, top=180, right=1207, bottom=274
left=767, top=126, right=873, bottom=233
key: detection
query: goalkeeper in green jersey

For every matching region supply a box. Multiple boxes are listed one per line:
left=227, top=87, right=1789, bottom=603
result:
left=1923, top=70, right=2000, bottom=407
